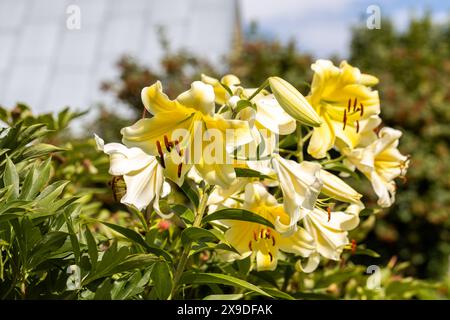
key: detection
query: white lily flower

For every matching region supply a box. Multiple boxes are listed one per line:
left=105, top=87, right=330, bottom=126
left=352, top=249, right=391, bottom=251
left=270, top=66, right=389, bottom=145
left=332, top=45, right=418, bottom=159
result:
left=94, top=134, right=172, bottom=218
left=343, top=127, right=409, bottom=208
left=271, top=154, right=322, bottom=235
left=303, top=203, right=363, bottom=260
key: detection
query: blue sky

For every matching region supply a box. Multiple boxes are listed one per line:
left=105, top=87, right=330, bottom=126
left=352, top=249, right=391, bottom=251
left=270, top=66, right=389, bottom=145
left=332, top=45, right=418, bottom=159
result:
left=240, top=0, right=450, bottom=58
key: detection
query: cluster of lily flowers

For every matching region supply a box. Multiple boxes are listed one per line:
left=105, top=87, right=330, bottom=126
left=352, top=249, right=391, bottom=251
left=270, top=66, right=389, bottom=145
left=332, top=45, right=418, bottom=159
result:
left=95, top=59, right=409, bottom=272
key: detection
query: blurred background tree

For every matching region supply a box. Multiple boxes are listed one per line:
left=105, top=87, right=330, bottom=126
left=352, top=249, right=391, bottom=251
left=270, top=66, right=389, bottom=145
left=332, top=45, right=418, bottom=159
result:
left=89, top=17, right=449, bottom=281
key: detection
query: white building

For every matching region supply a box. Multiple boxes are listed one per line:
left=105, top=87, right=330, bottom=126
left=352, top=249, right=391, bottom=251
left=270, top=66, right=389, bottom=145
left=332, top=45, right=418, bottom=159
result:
left=0, top=0, right=240, bottom=113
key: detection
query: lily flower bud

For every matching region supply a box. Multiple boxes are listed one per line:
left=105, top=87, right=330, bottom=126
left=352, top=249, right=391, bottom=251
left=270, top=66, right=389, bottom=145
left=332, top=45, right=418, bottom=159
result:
left=268, top=76, right=322, bottom=127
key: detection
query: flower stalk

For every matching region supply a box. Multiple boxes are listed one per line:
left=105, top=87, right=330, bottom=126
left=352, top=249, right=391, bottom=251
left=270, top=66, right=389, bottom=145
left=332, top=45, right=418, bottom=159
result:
left=170, top=185, right=212, bottom=299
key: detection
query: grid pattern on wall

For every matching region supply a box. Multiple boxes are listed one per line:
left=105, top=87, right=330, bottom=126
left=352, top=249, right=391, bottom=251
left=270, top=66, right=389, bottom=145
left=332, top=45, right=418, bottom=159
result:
left=0, top=0, right=238, bottom=113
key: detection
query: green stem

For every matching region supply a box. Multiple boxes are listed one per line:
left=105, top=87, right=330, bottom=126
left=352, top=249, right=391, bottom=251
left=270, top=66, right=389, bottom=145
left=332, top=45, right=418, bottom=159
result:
left=248, top=79, right=269, bottom=101
left=169, top=187, right=211, bottom=299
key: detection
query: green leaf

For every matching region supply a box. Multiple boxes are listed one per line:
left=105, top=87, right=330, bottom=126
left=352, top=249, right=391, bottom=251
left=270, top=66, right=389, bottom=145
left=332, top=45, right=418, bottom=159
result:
left=259, top=287, right=295, bottom=300
left=84, top=227, right=98, bottom=270
left=352, top=248, right=380, bottom=258
left=29, top=231, right=68, bottom=267
left=203, top=294, right=244, bottom=300
left=35, top=180, right=70, bottom=209
left=235, top=167, right=273, bottom=180
left=180, top=180, right=199, bottom=207
left=181, top=227, right=221, bottom=245
left=111, top=254, right=158, bottom=274
left=203, top=208, right=274, bottom=229
left=180, top=272, right=272, bottom=298
left=3, top=156, right=19, bottom=198
left=171, top=204, right=194, bottom=225
left=151, top=261, right=172, bottom=300
left=99, top=221, right=172, bottom=262
left=22, top=143, right=65, bottom=159
left=63, top=204, right=81, bottom=264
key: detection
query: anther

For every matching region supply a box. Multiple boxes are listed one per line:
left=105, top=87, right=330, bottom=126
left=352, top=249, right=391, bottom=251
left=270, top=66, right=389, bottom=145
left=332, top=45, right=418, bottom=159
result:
left=174, top=140, right=182, bottom=156
left=356, top=120, right=360, bottom=133
left=343, top=109, right=347, bottom=130
left=327, top=207, right=331, bottom=222
left=347, top=99, right=351, bottom=112
left=353, top=97, right=358, bottom=111
left=268, top=252, right=273, bottom=262
left=248, top=241, right=253, bottom=251
left=360, top=103, right=364, bottom=116
left=351, top=239, right=357, bottom=254
left=253, top=231, right=257, bottom=241
left=177, top=163, right=183, bottom=178
left=156, top=141, right=166, bottom=168
left=272, top=235, right=276, bottom=246
left=164, top=135, right=171, bottom=152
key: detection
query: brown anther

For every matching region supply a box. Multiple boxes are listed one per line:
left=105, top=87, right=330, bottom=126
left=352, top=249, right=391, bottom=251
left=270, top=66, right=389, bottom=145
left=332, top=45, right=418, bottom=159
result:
left=343, top=109, right=347, bottom=130
left=327, top=207, right=331, bottom=222
left=271, top=235, right=276, bottom=246
left=174, top=140, right=182, bottom=156
left=177, top=163, right=183, bottom=178
left=351, top=239, right=357, bottom=254
left=353, top=97, right=358, bottom=111
left=268, top=252, right=273, bottom=262
left=347, top=99, right=351, bottom=112
left=248, top=241, right=253, bottom=251
left=253, top=231, right=257, bottom=241
left=163, top=135, right=171, bottom=152
left=265, top=229, right=271, bottom=239
left=156, top=140, right=163, bottom=156
left=360, top=103, right=364, bottom=116
left=260, top=229, right=264, bottom=239
left=156, top=141, right=166, bottom=168
left=356, top=120, right=360, bottom=133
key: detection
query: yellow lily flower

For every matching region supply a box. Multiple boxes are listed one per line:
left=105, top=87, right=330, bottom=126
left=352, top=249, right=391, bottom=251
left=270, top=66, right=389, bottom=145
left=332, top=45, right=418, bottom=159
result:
left=201, top=74, right=241, bottom=105
left=94, top=135, right=171, bottom=218
left=222, top=183, right=316, bottom=271
left=343, top=127, right=409, bottom=208
left=306, top=60, right=380, bottom=159
left=202, top=74, right=296, bottom=162
left=120, top=81, right=253, bottom=188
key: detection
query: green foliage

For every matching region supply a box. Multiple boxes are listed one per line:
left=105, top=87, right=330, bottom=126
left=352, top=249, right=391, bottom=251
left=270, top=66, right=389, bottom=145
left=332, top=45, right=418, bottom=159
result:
left=350, top=16, right=450, bottom=278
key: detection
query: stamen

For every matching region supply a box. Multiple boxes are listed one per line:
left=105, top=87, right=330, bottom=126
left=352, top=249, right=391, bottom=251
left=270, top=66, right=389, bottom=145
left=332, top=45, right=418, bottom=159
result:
left=351, top=239, right=357, bottom=254
left=268, top=252, right=273, bottom=262
left=360, top=103, right=364, bottom=116
left=356, top=120, right=360, bottom=133
left=248, top=241, right=253, bottom=251
left=271, top=235, right=276, bottom=246
left=260, top=229, right=264, bottom=239
left=177, top=163, right=183, bottom=178
left=156, top=141, right=166, bottom=168
left=164, top=135, right=171, bottom=152
left=327, top=207, right=331, bottom=222
left=353, top=97, right=358, bottom=111
left=347, top=99, right=351, bottom=112
left=253, top=231, right=257, bottom=241
left=343, top=109, right=347, bottom=130
left=174, top=140, right=182, bottom=156
left=265, top=229, right=271, bottom=239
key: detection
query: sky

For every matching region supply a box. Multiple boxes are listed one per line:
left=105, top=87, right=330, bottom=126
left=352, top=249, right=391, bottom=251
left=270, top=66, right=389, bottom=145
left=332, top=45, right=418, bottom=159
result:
left=240, top=0, right=450, bottom=58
